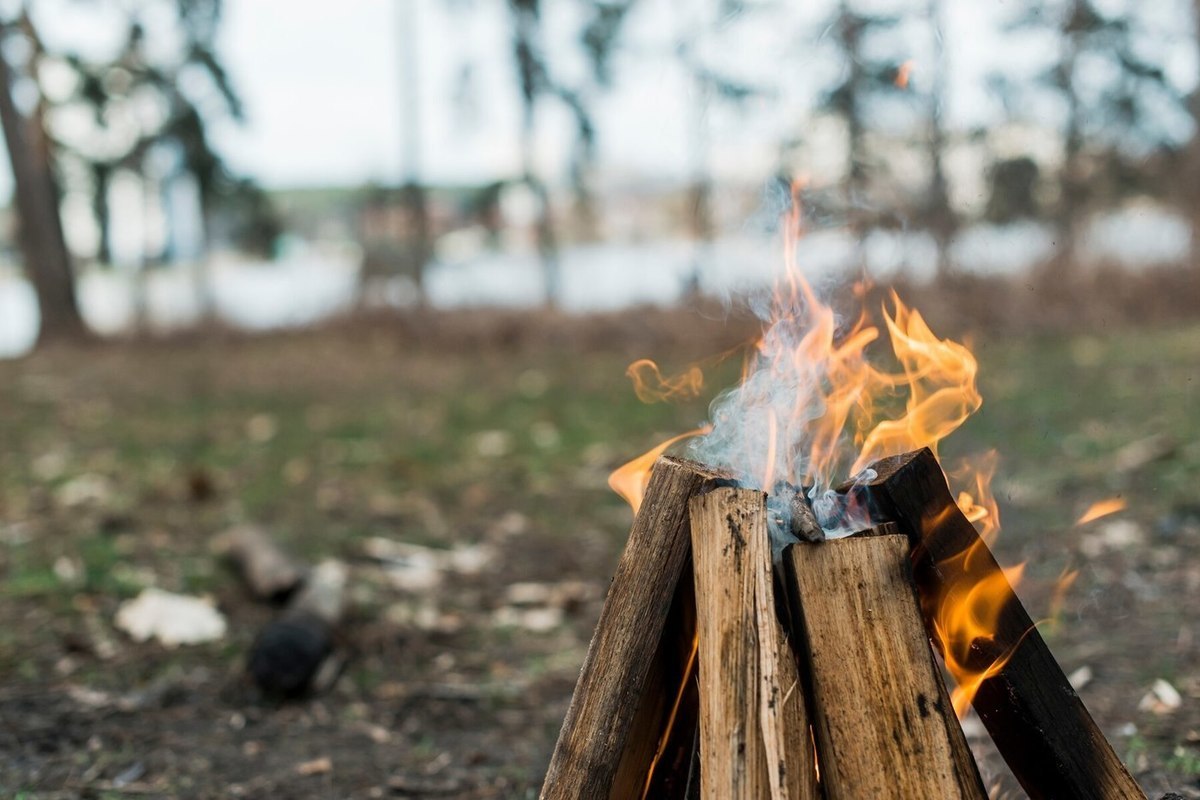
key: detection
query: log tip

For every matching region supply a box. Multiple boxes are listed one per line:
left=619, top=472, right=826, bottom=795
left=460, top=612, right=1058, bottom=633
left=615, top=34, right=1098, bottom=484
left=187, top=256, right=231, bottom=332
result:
left=836, top=448, right=936, bottom=492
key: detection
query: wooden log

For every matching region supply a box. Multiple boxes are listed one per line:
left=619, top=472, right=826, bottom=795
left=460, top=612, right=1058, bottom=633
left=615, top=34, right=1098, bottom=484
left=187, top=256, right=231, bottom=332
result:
left=844, top=448, right=1144, bottom=800
left=689, top=487, right=769, bottom=799
left=541, top=456, right=722, bottom=800
left=689, top=487, right=819, bottom=800
left=783, top=530, right=987, bottom=800
left=248, top=559, right=346, bottom=696
left=213, top=524, right=304, bottom=602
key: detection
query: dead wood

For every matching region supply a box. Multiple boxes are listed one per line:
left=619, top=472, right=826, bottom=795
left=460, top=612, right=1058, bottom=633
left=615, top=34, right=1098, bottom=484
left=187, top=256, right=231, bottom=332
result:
left=783, top=531, right=987, bottom=800
left=541, top=456, right=722, bottom=800
left=689, top=487, right=819, bottom=800
left=248, top=560, right=347, bottom=696
left=213, top=525, right=304, bottom=602
left=845, top=448, right=1144, bottom=800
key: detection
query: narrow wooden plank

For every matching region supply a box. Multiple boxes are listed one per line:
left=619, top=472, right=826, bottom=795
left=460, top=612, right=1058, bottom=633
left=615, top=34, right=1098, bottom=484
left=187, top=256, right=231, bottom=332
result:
left=541, top=456, right=720, bottom=800
left=784, top=533, right=988, bottom=800
left=845, top=448, right=1144, bottom=800
left=751, top=519, right=821, bottom=800
left=689, top=487, right=770, bottom=800
left=688, top=487, right=820, bottom=800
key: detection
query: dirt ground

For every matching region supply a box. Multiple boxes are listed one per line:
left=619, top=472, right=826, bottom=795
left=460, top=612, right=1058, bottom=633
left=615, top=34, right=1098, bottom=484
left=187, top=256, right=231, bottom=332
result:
left=1, top=302, right=1198, bottom=798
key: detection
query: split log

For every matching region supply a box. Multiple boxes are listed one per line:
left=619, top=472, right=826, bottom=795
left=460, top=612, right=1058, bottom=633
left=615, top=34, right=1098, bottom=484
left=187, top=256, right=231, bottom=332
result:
left=541, top=456, right=721, bottom=800
left=783, top=529, right=987, bottom=800
left=689, top=487, right=819, bottom=800
left=248, top=559, right=347, bottom=696
left=213, top=525, right=304, bottom=602
left=845, top=448, right=1144, bottom=800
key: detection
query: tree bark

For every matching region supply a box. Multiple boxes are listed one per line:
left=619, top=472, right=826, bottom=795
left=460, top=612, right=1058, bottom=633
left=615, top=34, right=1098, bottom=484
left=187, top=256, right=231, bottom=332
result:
left=0, top=25, right=86, bottom=345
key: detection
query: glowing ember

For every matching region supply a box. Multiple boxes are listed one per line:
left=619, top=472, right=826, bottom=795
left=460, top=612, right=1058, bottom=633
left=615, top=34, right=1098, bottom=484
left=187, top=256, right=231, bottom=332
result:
left=1076, top=497, right=1127, bottom=525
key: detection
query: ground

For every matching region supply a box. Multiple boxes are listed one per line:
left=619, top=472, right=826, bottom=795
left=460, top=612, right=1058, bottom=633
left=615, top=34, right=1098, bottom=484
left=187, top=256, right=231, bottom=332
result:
left=0, top=306, right=1197, bottom=798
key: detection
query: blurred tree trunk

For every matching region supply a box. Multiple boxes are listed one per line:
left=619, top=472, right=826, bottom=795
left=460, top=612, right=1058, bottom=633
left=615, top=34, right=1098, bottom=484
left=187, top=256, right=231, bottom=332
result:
left=398, top=0, right=430, bottom=305
left=92, top=161, right=113, bottom=265
left=927, top=0, right=955, bottom=277
left=1188, top=0, right=1200, bottom=268
left=0, top=24, right=86, bottom=344
left=1053, top=0, right=1086, bottom=273
left=836, top=1, right=868, bottom=262
left=511, top=0, right=560, bottom=307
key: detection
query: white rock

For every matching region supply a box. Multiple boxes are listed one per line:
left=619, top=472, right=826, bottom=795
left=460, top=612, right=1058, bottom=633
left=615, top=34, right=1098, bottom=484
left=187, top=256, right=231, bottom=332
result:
left=1067, top=665, right=1093, bottom=691
left=114, top=588, right=227, bottom=647
left=1079, top=519, right=1145, bottom=558
left=1138, top=678, right=1182, bottom=714
left=492, top=606, right=563, bottom=632
left=504, top=582, right=554, bottom=606
left=56, top=474, right=112, bottom=508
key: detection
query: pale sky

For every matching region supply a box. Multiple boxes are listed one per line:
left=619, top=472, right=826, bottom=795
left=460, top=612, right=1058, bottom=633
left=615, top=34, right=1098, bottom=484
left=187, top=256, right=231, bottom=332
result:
left=3, top=0, right=1196, bottom=196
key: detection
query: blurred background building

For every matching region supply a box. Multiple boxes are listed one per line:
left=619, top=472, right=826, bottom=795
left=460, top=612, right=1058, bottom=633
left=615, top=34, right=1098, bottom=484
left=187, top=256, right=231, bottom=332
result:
left=0, top=0, right=1197, bottom=356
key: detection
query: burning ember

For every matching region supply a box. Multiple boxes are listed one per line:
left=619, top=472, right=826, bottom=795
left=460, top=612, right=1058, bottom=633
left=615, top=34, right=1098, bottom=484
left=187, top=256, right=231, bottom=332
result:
left=610, top=181, right=1037, bottom=717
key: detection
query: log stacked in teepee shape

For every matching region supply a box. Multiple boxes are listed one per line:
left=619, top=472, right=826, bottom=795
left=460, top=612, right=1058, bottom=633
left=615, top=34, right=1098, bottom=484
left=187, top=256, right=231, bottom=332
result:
left=541, top=451, right=1145, bottom=800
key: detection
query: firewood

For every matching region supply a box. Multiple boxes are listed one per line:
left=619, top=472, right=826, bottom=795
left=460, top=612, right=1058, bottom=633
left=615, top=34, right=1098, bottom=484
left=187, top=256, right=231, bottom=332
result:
left=846, top=448, right=1144, bottom=800
left=213, top=524, right=304, bottom=602
left=248, top=559, right=346, bottom=696
left=541, top=456, right=722, bottom=800
left=689, top=487, right=819, bottom=800
left=783, top=530, right=987, bottom=800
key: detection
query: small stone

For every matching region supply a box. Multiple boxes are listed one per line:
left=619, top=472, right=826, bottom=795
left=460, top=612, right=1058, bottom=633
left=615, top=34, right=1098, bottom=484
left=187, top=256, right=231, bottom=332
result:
left=295, top=756, right=333, bottom=776
left=1139, top=679, right=1182, bottom=714
left=1067, top=665, right=1093, bottom=691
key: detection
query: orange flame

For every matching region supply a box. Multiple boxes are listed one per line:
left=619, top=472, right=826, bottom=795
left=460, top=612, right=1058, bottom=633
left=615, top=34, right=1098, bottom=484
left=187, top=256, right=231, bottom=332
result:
left=608, top=426, right=711, bottom=515
left=626, top=359, right=705, bottom=404
left=1076, top=497, right=1126, bottom=525
left=934, top=549, right=1027, bottom=717
left=610, top=178, right=1021, bottom=723
left=1046, top=566, right=1080, bottom=634
left=895, top=60, right=914, bottom=89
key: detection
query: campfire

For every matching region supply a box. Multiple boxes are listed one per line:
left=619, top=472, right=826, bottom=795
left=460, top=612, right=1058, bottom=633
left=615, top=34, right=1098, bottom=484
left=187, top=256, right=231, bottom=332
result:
left=540, top=190, right=1145, bottom=799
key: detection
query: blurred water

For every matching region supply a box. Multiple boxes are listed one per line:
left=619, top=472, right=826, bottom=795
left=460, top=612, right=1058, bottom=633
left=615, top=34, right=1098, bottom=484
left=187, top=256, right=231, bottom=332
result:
left=0, top=214, right=1189, bottom=359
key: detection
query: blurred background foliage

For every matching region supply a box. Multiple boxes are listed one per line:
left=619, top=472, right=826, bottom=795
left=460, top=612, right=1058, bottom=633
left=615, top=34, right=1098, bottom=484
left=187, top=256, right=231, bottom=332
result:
left=0, top=0, right=1196, bottom=351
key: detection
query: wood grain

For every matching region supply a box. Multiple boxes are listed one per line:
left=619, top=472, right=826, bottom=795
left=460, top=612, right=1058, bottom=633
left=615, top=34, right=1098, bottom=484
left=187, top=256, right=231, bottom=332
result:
left=689, top=487, right=770, bottom=800
left=845, top=448, right=1144, bottom=800
left=784, top=533, right=987, bottom=800
left=541, top=456, right=720, bottom=800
